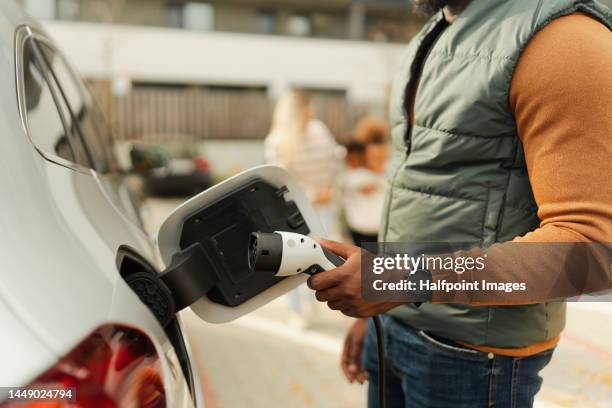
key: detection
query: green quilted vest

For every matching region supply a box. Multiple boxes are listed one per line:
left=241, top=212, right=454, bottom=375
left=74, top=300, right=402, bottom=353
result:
left=382, top=0, right=611, bottom=348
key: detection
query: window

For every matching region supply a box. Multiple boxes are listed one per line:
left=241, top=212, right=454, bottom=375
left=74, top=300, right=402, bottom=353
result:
left=312, top=13, right=347, bottom=39
left=183, top=3, right=214, bottom=31
left=36, top=41, right=117, bottom=173
left=57, top=0, right=80, bottom=21
left=256, top=10, right=276, bottom=35
left=285, top=14, right=312, bottom=37
left=165, top=2, right=184, bottom=28
left=22, top=38, right=75, bottom=163
left=21, top=35, right=117, bottom=173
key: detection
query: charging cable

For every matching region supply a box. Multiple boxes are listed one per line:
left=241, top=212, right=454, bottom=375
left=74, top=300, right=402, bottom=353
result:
left=372, top=315, right=386, bottom=408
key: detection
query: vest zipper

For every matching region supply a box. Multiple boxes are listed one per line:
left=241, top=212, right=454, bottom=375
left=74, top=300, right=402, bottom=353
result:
left=403, top=17, right=449, bottom=156
left=383, top=16, right=449, bottom=240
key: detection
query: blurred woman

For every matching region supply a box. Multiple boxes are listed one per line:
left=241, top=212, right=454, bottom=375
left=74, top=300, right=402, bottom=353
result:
left=265, top=89, right=341, bottom=207
left=264, top=89, right=342, bottom=328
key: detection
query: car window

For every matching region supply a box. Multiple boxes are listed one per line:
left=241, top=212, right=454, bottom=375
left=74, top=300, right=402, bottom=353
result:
left=36, top=41, right=117, bottom=174
left=22, top=38, right=76, bottom=163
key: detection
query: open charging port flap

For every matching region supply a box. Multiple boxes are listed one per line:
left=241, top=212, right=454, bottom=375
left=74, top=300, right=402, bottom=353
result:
left=177, top=178, right=310, bottom=307
left=132, top=166, right=323, bottom=327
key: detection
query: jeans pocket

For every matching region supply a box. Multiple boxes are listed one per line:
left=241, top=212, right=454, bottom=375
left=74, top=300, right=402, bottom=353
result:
left=416, top=330, right=487, bottom=360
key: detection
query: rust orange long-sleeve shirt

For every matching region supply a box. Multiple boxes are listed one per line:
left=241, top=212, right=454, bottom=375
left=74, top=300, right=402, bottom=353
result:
left=427, top=13, right=612, bottom=356
left=511, top=13, right=612, bottom=245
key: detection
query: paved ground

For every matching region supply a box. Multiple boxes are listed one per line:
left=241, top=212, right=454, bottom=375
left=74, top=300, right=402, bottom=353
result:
left=538, top=304, right=612, bottom=408
left=181, top=301, right=612, bottom=408
left=182, top=300, right=365, bottom=408
left=144, top=198, right=612, bottom=408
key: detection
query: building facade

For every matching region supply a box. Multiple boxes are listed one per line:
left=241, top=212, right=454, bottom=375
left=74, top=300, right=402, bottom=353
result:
left=21, top=0, right=426, bottom=42
left=19, top=0, right=425, bottom=143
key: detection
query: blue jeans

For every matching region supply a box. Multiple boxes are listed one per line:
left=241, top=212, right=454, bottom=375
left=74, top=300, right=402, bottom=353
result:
left=362, top=316, right=554, bottom=408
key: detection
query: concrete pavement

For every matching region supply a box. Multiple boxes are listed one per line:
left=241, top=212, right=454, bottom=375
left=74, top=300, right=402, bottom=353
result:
left=182, top=298, right=612, bottom=408
left=182, top=298, right=365, bottom=408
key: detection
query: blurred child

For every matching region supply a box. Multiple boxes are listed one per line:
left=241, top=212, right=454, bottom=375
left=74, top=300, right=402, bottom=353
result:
left=345, top=140, right=366, bottom=169
left=341, top=119, right=390, bottom=246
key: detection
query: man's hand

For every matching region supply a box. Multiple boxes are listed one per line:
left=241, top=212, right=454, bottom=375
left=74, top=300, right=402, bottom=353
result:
left=342, top=318, right=369, bottom=384
left=307, top=238, right=399, bottom=318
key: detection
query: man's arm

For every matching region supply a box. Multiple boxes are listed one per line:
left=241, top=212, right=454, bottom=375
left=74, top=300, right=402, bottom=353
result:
left=430, top=13, right=612, bottom=304
left=510, top=13, right=611, bottom=244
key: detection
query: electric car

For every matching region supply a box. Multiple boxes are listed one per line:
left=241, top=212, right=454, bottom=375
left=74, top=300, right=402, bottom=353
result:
left=0, top=2, right=202, bottom=406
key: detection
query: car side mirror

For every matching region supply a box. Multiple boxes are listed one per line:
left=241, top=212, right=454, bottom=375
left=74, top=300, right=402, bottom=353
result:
left=151, top=165, right=325, bottom=324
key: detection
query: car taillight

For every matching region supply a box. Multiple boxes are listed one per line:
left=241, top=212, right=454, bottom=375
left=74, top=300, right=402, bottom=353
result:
left=1, top=325, right=166, bottom=408
left=192, top=156, right=210, bottom=172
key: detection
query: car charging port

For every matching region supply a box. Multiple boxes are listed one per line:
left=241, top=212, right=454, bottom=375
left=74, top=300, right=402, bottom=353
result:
left=124, top=243, right=218, bottom=328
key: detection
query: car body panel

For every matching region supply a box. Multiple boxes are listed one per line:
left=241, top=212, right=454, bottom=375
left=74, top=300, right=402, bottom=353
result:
left=0, top=296, right=56, bottom=389
left=0, top=1, right=200, bottom=406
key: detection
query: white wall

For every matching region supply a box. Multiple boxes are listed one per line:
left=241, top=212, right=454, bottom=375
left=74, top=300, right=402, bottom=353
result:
left=43, top=22, right=405, bottom=104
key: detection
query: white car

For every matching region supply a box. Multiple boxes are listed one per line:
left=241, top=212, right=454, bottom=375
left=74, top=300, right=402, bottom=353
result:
left=0, top=3, right=201, bottom=407
left=0, top=3, right=324, bottom=407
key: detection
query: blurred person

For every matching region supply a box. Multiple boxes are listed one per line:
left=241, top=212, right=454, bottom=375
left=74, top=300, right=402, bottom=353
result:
left=341, top=121, right=390, bottom=247
left=361, top=120, right=389, bottom=177
left=265, top=89, right=341, bottom=208
left=340, top=140, right=372, bottom=245
left=345, top=139, right=366, bottom=169
left=304, top=1, right=612, bottom=407
left=265, top=88, right=342, bottom=327
left=354, top=118, right=390, bottom=147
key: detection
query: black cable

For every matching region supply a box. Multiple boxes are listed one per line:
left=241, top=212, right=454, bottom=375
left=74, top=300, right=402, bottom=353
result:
left=372, top=315, right=386, bottom=408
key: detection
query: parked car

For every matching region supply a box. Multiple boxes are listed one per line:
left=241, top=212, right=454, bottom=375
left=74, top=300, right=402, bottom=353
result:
left=0, top=2, right=201, bottom=407
left=130, top=143, right=212, bottom=197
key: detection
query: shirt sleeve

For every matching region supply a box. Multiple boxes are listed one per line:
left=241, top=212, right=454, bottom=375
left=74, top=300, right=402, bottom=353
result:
left=510, top=13, right=612, bottom=244
left=428, top=13, right=612, bottom=305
